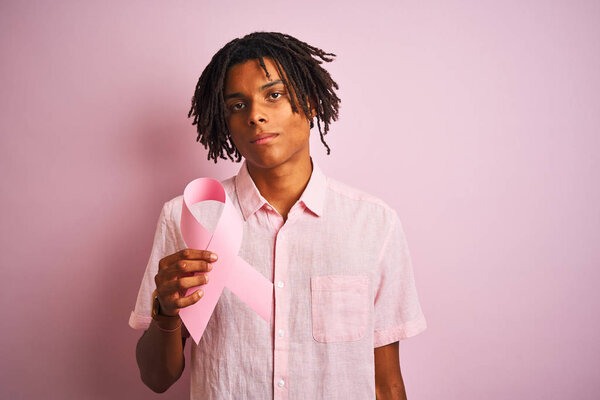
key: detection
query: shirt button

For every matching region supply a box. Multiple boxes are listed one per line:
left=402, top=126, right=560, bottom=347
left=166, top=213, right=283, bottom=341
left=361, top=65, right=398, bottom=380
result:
left=278, top=379, right=285, bottom=387
left=278, top=329, right=284, bottom=337
left=277, top=281, right=284, bottom=288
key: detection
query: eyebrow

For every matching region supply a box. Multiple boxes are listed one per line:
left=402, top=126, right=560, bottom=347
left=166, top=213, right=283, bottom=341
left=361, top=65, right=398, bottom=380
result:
left=224, top=80, right=285, bottom=100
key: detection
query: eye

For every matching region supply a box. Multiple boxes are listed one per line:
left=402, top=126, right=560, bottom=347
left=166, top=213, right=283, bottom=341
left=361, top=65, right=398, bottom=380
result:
left=230, top=102, right=245, bottom=112
left=269, top=92, right=283, bottom=100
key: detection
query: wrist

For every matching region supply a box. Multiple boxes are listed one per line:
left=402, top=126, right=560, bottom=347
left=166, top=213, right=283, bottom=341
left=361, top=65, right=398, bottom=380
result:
left=152, top=317, right=182, bottom=332
left=151, top=293, right=181, bottom=331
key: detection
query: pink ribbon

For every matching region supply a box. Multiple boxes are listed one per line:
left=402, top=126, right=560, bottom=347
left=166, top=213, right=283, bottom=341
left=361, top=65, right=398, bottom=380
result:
left=178, top=178, right=273, bottom=344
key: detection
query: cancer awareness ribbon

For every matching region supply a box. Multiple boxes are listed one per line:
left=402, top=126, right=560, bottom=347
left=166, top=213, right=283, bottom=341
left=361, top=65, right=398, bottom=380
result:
left=178, top=178, right=273, bottom=344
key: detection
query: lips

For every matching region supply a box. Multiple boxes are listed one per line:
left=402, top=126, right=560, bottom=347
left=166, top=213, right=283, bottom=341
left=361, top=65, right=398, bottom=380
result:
left=250, top=133, right=279, bottom=144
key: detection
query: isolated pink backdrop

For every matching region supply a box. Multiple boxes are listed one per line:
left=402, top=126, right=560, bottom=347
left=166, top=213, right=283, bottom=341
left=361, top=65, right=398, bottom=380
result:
left=1, top=1, right=599, bottom=399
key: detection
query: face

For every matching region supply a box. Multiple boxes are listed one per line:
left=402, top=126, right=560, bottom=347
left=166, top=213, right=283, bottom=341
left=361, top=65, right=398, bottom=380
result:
left=223, top=58, right=312, bottom=171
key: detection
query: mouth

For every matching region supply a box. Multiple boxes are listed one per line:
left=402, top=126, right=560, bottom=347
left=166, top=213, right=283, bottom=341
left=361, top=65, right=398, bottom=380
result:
left=250, top=133, right=279, bottom=144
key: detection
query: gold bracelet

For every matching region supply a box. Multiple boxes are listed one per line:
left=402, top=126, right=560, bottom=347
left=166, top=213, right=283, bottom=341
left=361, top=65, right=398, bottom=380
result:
left=155, top=319, right=182, bottom=333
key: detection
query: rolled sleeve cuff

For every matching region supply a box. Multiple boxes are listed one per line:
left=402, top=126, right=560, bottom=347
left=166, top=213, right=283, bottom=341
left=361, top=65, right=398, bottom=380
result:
left=128, top=310, right=152, bottom=330
left=373, top=314, right=427, bottom=347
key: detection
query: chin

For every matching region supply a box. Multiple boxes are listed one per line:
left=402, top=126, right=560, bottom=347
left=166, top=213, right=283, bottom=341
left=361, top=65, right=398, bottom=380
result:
left=240, top=148, right=281, bottom=168
left=241, top=144, right=309, bottom=171
left=246, top=156, right=285, bottom=170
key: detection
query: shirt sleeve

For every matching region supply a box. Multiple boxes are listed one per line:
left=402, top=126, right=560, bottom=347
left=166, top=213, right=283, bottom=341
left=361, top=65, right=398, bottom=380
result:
left=373, top=211, right=427, bottom=347
left=128, top=201, right=180, bottom=330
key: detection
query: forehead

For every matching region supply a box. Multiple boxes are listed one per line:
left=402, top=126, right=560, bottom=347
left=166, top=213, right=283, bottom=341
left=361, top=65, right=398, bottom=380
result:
left=224, top=58, right=284, bottom=93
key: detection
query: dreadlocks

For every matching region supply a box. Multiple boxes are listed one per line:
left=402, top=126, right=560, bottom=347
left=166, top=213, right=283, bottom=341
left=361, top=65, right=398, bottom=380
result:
left=188, top=32, right=341, bottom=163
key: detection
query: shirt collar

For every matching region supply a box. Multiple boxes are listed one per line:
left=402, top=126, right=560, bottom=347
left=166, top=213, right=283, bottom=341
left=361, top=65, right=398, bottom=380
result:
left=298, top=160, right=326, bottom=217
left=234, top=159, right=327, bottom=221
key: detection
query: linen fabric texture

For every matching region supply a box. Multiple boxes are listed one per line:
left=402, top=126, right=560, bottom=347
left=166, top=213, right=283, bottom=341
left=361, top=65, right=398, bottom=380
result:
left=129, top=161, right=427, bottom=400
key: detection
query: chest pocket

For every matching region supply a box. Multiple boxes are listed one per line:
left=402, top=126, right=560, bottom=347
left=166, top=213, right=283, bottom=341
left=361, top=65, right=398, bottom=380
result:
left=310, top=275, right=369, bottom=343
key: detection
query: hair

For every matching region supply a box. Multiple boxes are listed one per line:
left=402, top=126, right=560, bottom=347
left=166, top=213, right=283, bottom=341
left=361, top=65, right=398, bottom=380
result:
left=188, top=31, right=341, bottom=163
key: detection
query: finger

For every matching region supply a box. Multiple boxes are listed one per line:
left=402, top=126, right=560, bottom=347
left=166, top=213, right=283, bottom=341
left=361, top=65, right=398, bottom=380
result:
left=154, top=262, right=185, bottom=288
left=174, top=289, right=204, bottom=309
left=154, top=262, right=210, bottom=295
left=155, top=282, right=194, bottom=310
left=163, top=273, right=210, bottom=294
left=163, top=259, right=213, bottom=280
left=159, top=249, right=218, bottom=270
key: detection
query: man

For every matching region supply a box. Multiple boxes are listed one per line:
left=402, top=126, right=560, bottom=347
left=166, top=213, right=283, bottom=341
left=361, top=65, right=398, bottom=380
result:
left=130, top=32, right=426, bottom=399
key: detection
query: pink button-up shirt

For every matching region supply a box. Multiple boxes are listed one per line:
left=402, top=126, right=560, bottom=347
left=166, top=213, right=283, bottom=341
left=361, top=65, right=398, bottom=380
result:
left=129, top=161, right=426, bottom=399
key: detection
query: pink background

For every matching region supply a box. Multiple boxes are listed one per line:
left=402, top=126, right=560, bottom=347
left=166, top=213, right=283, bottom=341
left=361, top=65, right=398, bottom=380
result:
left=1, top=1, right=599, bottom=399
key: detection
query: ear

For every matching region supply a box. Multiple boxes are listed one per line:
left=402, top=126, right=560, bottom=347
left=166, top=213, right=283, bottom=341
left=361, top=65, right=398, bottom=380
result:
left=307, top=97, right=317, bottom=129
left=308, top=96, right=317, bottom=118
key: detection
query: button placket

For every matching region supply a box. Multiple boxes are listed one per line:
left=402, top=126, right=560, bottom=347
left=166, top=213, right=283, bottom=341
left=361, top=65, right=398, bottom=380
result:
left=273, top=227, right=290, bottom=399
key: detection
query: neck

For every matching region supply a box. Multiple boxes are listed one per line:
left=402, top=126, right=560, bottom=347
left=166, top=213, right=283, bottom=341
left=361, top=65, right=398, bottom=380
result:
left=246, top=158, right=313, bottom=221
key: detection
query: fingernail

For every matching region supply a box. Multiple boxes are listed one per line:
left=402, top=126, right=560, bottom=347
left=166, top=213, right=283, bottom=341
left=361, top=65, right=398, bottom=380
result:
left=209, top=253, right=218, bottom=261
left=197, top=290, right=203, bottom=297
left=208, top=263, right=213, bottom=271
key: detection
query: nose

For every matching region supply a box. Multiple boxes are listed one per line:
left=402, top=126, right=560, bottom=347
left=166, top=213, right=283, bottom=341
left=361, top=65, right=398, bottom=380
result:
left=247, top=102, right=268, bottom=126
